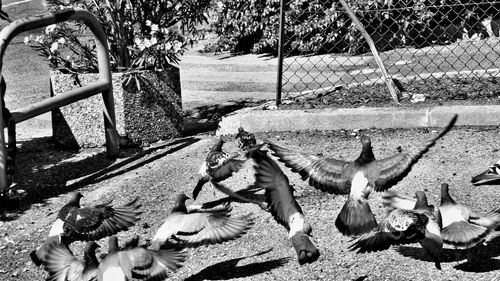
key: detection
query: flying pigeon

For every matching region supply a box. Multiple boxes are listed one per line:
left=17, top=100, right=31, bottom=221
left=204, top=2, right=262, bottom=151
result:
left=266, top=114, right=457, bottom=236
left=471, top=159, right=500, bottom=186
left=234, top=127, right=264, bottom=158
left=30, top=192, right=142, bottom=266
left=192, top=137, right=246, bottom=200
left=235, top=127, right=257, bottom=150
left=97, top=236, right=187, bottom=281
left=43, top=238, right=99, bottom=281
left=252, top=149, right=320, bottom=265
left=439, top=183, right=500, bottom=250
left=151, top=193, right=254, bottom=249
left=350, top=191, right=442, bottom=269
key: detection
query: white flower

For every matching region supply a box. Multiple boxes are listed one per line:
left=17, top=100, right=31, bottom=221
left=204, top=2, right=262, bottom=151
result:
left=143, top=38, right=152, bottom=48
left=151, top=24, right=159, bottom=32
left=35, top=35, right=45, bottom=44
left=161, top=28, right=169, bottom=35
left=217, top=1, right=224, bottom=9
left=50, top=42, right=59, bottom=53
left=23, top=36, right=30, bottom=45
left=150, top=37, right=157, bottom=45
left=164, top=42, right=172, bottom=51
left=57, top=38, right=66, bottom=45
left=173, top=41, right=183, bottom=52
left=45, top=24, right=57, bottom=34
left=146, top=20, right=152, bottom=26
left=135, top=37, right=146, bottom=51
left=66, top=55, right=71, bottom=60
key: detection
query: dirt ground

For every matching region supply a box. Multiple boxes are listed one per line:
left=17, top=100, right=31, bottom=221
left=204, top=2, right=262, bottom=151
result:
left=1, top=124, right=500, bottom=281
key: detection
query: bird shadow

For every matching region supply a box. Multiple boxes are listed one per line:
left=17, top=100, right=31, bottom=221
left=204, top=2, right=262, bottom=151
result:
left=185, top=248, right=290, bottom=281
left=201, top=184, right=266, bottom=209
left=1, top=136, right=200, bottom=220
left=397, top=236, right=500, bottom=273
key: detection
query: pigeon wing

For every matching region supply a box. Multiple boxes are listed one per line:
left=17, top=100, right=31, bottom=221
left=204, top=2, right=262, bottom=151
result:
left=117, top=247, right=187, bottom=280
left=44, top=239, right=97, bottom=281
left=252, top=149, right=303, bottom=228
left=372, top=114, right=457, bottom=192
left=173, top=211, right=254, bottom=247
left=63, top=197, right=141, bottom=241
left=266, top=140, right=351, bottom=195
left=349, top=209, right=423, bottom=253
left=210, top=156, right=246, bottom=181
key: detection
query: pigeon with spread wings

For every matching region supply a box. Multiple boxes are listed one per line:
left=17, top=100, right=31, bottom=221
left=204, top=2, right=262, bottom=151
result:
left=192, top=137, right=246, bottom=200
left=252, top=149, right=320, bottom=265
left=151, top=193, right=254, bottom=249
left=266, top=114, right=457, bottom=236
left=30, top=192, right=142, bottom=266
left=350, top=191, right=442, bottom=270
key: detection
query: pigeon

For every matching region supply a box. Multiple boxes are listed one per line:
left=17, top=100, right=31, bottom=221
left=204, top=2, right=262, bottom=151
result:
left=266, top=114, right=457, bottom=236
left=97, top=236, right=187, bottom=281
left=31, top=192, right=142, bottom=266
left=192, top=137, right=246, bottom=200
left=252, top=149, right=320, bottom=265
left=235, top=127, right=257, bottom=150
left=350, top=191, right=442, bottom=270
left=151, top=193, right=254, bottom=249
left=471, top=159, right=500, bottom=186
left=43, top=238, right=99, bottom=281
left=439, top=183, right=500, bottom=250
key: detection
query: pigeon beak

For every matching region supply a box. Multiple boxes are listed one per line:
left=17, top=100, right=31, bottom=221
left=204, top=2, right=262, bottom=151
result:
left=471, top=168, right=500, bottom=185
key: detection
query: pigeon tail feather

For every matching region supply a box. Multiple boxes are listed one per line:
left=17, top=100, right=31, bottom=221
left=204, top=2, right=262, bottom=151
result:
left=442, top=221, right=489, bottom=248
left=335, top=196, right=377, bottom=236
left=290, top=232, right=320, bottom=265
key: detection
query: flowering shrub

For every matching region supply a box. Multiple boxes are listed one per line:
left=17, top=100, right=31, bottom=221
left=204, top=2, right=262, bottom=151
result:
left=25, top=0, right=211, bottom=76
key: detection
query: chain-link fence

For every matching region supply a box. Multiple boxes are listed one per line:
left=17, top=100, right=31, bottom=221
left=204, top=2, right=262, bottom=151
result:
left=278, top=0, right=500, bottom=104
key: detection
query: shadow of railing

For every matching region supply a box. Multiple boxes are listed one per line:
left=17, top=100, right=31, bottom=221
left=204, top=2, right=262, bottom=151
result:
left=3, top=136, right=199, bottom=219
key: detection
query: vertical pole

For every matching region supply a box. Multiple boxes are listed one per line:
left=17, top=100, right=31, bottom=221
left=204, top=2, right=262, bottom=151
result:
left=0, top=80, right=6, bottom=192
left=338, top=0, right=400, bottom=103
left=276, top=0, right=286, bottom=107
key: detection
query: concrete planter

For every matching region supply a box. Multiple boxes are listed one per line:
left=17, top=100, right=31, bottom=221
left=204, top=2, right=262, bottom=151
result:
left=51, top=67, right=183, bottom=148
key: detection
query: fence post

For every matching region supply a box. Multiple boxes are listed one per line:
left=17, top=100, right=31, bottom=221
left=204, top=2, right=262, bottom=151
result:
left=338, top=0, right=400, bottom=103
left=276, top=0, right=286, bottom=107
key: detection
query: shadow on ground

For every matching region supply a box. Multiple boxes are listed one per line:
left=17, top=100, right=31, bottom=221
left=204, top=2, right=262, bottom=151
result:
left=1, top=136, right=200, bottom=219
left=397, top=234, right=500, bottom=272
left=185, top=247, right=290, bottom=281
left=183, top=99, right=268, bottom=135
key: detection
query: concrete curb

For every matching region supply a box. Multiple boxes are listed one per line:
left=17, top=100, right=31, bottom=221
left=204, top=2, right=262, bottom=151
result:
left=216, top=104, right=500, bottom=135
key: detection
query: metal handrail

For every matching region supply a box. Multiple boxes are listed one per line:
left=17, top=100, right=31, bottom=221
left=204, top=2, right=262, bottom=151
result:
left=0, top=8, right=120, bottom=191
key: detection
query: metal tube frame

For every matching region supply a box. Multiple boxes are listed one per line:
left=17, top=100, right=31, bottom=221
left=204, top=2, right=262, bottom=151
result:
left=0, top=8, right=120, bottom=191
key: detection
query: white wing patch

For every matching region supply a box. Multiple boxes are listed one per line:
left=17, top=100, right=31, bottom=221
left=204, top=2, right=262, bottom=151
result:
left=48, top=219, right=65, bottom=237
left=288, top=212, right=305, bottom=237
left=75, top=214, right=84, bottom=222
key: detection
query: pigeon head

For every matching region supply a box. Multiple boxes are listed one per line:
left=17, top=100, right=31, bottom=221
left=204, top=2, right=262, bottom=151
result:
left=356, top=135, right=375, bottom=164
left=238, top=127, right=244, bottom=133
left=440, top=183, right=455, bottom=205
left=85, top=241, right=101, bottom=253
left=211, top=137, right=225, bottom=152
left=108, top=236, right=120, bottom=253
left=413, top=191, right=430, bottom=210
left=172, top=193, right=190, bottom=213
left=68, top=192, right=84, bottom=206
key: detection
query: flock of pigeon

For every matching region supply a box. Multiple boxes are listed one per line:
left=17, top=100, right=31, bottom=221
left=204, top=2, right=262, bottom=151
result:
left=28, top=113, right=500, bottom=280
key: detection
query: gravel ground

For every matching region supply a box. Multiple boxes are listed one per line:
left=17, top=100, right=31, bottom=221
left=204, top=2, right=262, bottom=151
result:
left=1, top=125, right=500, bottom=281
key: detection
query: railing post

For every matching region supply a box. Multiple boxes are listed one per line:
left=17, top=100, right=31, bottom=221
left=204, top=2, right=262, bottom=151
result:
left=0, top=8, right=120, bottom=191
